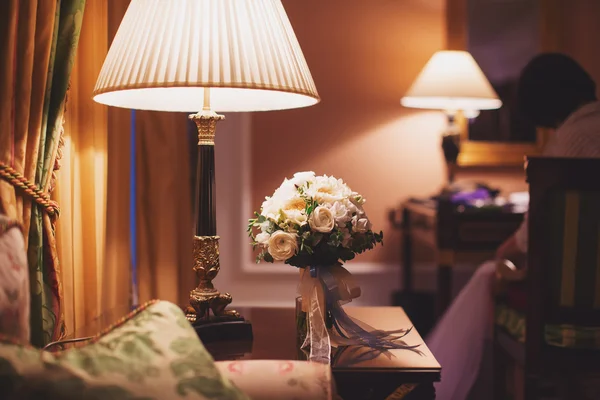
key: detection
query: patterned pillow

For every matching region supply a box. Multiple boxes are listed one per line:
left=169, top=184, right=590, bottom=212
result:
left=0, top=215, right=29, bottom=343
left=0, top=300, right=250, bottom=400
left=216, top=360, right=334, bottom=400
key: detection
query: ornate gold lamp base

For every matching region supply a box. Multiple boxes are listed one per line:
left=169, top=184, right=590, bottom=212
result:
left=184, top=236, right=252, bottom=343
left=185, top=236, right=241, bottom=324
left=184, top=98, right=253, bottom=344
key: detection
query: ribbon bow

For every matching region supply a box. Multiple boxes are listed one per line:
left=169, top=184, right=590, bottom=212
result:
left=299, top=264, right=420, bottom=363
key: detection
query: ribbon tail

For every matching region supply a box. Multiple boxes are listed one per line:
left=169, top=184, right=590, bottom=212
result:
left=318, top=267, right=420, bottom=351
left=330, top=303, right=421, bottom=351
left=305, top=285, right=331, bottom=363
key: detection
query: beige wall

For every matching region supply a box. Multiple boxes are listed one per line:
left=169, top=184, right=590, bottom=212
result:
left=215, top=0, right=598, bottom=307
left=252, top=0, right=447, bottom=267
left=250, top=0, right=525, bottom=268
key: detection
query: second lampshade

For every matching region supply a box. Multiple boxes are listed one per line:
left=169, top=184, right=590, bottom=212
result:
left=401, top=50, right=501, bottom=118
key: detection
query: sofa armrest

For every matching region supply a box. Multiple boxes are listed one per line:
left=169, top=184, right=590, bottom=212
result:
left=215, top=360, right=335, bottom=400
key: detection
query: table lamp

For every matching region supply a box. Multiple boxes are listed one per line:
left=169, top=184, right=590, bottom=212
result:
left=93, top=0, right=319, bottom=334
left=401, top=50, right=501, bottom=185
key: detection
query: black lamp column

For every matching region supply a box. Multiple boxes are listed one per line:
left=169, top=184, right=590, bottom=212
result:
left=441, top=113, right=461, bottom=186
left=185, top=89, right=241, bottom=325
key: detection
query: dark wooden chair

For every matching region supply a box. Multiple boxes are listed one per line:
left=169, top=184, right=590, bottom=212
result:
left=494, top=157, right=600, bottom=400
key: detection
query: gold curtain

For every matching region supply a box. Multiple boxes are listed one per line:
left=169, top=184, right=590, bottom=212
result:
left=54, top=0, right=194, bottom=335
left=0, top=0, right=55, bottom=234
left=136, top=111, right=194, bottom=308
left=2, top=0, right=191, bottom=340
left=0, top=0, right=86, bottom=346
left=55, top=0, right=131, bottom=336
left=104, top=0, right=133, bottom=320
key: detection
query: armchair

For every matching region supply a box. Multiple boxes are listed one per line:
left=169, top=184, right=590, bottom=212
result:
left=0, top=216, right=334, bottom=400
left=494, top=157, right=600, bottom=400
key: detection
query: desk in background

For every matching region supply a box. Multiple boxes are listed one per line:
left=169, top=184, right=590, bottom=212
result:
left=390, top=198, right=524, bottom=331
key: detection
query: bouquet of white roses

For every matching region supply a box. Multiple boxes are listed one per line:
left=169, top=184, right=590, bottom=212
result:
left=248, top=171, right=383, bottom=268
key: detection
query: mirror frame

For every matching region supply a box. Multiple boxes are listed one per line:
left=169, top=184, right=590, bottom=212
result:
left=447, top=0, right=561, bottom=167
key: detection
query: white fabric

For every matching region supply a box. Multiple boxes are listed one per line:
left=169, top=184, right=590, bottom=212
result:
left=427, top=262, right=495, bottom=400
left=514, top=101, right=600, bottom=252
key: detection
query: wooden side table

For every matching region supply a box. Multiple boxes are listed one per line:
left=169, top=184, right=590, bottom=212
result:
left=391, top=198, right=524, bottom=318
left=206, top=306, right=441, bottom=400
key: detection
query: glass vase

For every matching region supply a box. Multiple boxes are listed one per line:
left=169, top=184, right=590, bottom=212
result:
left=295, top=295, right=333, bottom=350
left=295, top=296, right=308, bottom=351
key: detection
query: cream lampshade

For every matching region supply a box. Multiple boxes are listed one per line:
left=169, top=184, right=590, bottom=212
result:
left=401, top=50, right=501, bottom=185
left=93, top=0, right=319, bottom=112
left=93, top=0, right=319, bottom=333
left=401, top=50, right=501, bottom=117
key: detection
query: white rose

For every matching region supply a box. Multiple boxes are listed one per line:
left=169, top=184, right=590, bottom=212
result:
left=283, top=196, right=306, bottom=213
left=329, top=201, right=351, bottom=226
left=352, top=216, right=372, bottom=233
left=285, top=209, right=308, bottom=227
left=259, top=220, right=271, bottom=233
left=306, top=176, right=351, bottom=205
left=255, top=232, right=270, bottom=245
left=267, top=231, right=298, bottom=261
left=309, top=206, right=335, bottom=233
left=260, top=196, right=283, bottom=220
left=291, top=171, right=316, bottom=187
left=343, top=199, right=358, bottom=215
left=268, top=179, right=298, bottom=206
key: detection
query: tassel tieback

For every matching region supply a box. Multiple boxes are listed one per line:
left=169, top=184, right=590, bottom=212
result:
left=0, top=162, right=60, bottom=219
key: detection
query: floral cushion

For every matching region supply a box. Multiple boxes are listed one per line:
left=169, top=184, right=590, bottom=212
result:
left=0, top=300, right=249, bottom=400
left=0, top=215, right=29, bottom=343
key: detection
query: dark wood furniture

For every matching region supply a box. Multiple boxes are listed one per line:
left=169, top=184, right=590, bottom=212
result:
left=205, top=306, right=441, bottom=400
left=494, top=157, right=600, bottom=400
left=392, top=198, right=524, bottom=320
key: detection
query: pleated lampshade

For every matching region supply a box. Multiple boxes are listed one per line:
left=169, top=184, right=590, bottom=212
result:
left=401, top=50, right=501, bottom=113
left=93, top=0, right=319, bottom=112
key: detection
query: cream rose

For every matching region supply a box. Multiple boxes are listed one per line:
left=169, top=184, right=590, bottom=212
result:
left=267, top=231, right=298, bottom=261
left=285, top=209, right=308, bottom=227
left=255, top=232, right=271, bottom=246
left=329, top=201, right=351, bottom=226
left=309, top=206, right=335, bottom=233
left=291, top=171, right=316, bottom=187
left=352, top=216, right=372, bottom=233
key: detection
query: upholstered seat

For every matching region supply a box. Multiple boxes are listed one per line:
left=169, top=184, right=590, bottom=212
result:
left=496, top=302, right=600, bottom=349
left=496, top=283, right=600, bottom=349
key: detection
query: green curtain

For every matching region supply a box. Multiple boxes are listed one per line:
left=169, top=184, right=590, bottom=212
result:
left=0, top=0, right=86, bottom=347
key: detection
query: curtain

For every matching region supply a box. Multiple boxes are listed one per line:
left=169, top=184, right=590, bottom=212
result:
left=55, top=0, right=133, bottom=338
left=136, top=111, right=195, bottom=308
left=0, top=0, right=86, bottom=347
left=104, top=0, right=134, bottom=324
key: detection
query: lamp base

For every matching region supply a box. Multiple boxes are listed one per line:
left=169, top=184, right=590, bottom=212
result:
left=193, top=318, right=253, bottom=344
left=187, top=101, right=249, bottom=343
